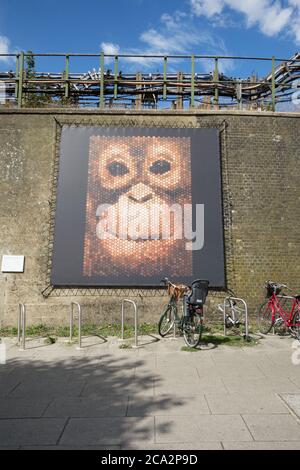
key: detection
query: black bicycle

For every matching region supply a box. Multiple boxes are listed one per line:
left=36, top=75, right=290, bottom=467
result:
left=158, top=277, right=209, bottom=348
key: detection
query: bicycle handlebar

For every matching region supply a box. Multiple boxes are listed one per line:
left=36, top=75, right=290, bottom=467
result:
left=160, top=277, right=190, bottom=291
left=265, top=280, right=292, bottom=291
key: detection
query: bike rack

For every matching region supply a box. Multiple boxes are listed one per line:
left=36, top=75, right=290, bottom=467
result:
left=70, top=301, right=82, bottom=349
left=17, top=303, right=26, bottom=350
left=16, top=302, right=85, bottom=351
left=121, top=299, right=139, bottom=348
left=222, top=297, right=249, bottom=338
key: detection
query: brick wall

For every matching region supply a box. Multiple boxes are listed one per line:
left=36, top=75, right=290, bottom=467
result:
left=0, top=110, right=299, bottom=326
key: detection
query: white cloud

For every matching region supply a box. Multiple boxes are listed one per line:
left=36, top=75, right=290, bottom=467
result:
left=226, top=0, right=292, bottom=36
left=100, top=11, right=233, bottom=73
left=190, top=0, right=224, bottom=17
left=190, top=0, right=297, bottom=40
left=288, top=0, right=300, bottom=43
left=100, top=42, right=120, bottom=56
left=0, top=35, right=11, bottom=62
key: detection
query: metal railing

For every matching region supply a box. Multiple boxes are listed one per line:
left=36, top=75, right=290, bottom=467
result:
left=121, top=299, right=139, bottom=348
left=69, top=301, right=82, bottom=349
left=1, top=51, right=300, bottom=111
left=17, top=303, right=26, bottom=350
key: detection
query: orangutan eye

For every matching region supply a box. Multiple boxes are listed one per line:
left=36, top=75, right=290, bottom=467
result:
left=150, top=160, right=171, bottom=175
left=107, top=161, right=129, bottom=176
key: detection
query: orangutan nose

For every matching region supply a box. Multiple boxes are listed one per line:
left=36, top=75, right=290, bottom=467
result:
left=128, top=183, right=154, bottom=203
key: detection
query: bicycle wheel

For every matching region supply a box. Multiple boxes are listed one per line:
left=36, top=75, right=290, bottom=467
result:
left=257, top=300, right=274, bottom=334
left=183, top=312, right=203, bottom=348
left=158, top=305, right=175, bottom=337
left=290, top=308, right=300, bottom=340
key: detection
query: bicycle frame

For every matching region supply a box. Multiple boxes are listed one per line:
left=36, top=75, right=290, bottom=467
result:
left=168, top=295, right=201, bottom=329
left=168, top=296, right=184, bottom=327
left=267, top=294, right=300, bottom=328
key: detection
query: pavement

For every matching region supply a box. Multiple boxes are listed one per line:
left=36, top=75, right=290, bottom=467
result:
left=0, top=332, right=300, bottom=450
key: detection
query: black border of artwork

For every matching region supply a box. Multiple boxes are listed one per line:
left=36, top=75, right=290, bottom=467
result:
left=51, top=126, right=225, bottom=287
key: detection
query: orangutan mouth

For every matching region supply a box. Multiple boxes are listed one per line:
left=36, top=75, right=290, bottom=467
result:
left=95, top=201, right=204, bottom=251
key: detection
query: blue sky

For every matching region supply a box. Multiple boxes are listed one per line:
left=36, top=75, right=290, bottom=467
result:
left=0, top=0, right=300, bottom=78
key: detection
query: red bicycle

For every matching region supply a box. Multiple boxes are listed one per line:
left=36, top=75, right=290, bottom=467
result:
left=257, top=280, right=300, bottom=340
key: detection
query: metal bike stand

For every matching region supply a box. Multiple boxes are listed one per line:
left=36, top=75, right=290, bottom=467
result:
left=223, top=297, right=249, bottom=338
left=18, top=303, right=26, bottom=351
left=172, top=320, right=177, bottom=339
left=70, top=302, right=83, bottom=350
left=121, top=299, right=139, bottom=348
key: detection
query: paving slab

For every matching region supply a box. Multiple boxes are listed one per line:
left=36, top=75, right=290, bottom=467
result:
left=9, top=377, right=86, bottom=398
left=155, top=374, right=228, bottom=395
left=155, top=415, right=253, bottom=443
left=1, top=334, right=300, bottom=449
left=0, top=418, right=67, bottom=446
left=20, top=445, right=121, bottom=450
left=205, top=390, right=287, bottom=415
left=222, top=376, right=300, bottom=394
left=288, top=374, right=300, bottom=388
left=124, top=442, right=223, bottom=450
left=222, top=441, right=300, bottom=450
left=280, top=394, right=300, bottom=419
left=242, top=414, right=300, bottom=441
left=0, top=377, right=21, bottom=397
left=127, top=394, right=210, bottom=416
left=44, top=396, right=128, bottom=418
left=153, top=365, right=199, bottom=379
left=82, top=376, right=154, bottom=398
left=0, top=398, right=50, bottom=418
left=59, top=417, right=155, bottom=446
left=211, top=365, right=266, bottom=380
left=0, top=446, right=22, bottom=450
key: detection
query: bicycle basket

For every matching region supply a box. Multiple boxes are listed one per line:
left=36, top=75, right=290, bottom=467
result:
left=266, top=283, right=281, bottom=298
left=188, top=280, right=209, bottom=305
left=168, top=283, right=189, bottom=301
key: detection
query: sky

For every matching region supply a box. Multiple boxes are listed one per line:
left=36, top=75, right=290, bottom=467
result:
left=0, top=0, right=300, bottom=79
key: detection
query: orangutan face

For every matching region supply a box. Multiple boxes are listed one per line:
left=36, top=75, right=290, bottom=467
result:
left=83, top=135, right=192, bottom=279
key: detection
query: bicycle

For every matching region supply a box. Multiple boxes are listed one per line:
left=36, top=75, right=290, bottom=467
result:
left=217, top=292, right=249, bottom=338
left=158, top=277, right=209, bottom=348
left=217, top=289, right=243, bottom=329
left=257, top=280, right=300, bottom=341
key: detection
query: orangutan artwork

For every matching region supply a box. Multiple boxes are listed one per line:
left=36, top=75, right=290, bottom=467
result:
left=83, top=135, right=193, bottom=279
left=51, top=126, right=225, bottom=287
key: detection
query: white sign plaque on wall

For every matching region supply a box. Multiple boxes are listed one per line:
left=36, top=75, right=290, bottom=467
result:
left=1, top=255, right=25, bottom=273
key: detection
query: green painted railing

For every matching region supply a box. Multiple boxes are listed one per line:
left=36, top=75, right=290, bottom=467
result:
left=0, top=52, right=298, bottom=110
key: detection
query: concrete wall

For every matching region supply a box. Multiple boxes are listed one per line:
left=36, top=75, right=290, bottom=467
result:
left=0, top=109, right=299, bottom=326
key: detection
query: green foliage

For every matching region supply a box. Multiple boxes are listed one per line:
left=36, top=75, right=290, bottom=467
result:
left=21, top=51, right=78, bottom=108
left=25, top=51, right=35, bottom=78
left=23, top=50, right=52, bottom=108
left=0, top=322, right=158, bottom=339
left=181, top=333, right=259, bottom=351
left=181, top=346, right=200, bottom=352
left=44, top=336, right=56, bottom=345
left=119, top=343, right=131, bottom=349
left=201, top=334, right=258, bottom=347
left=0, top=322, right=259, bottom=349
